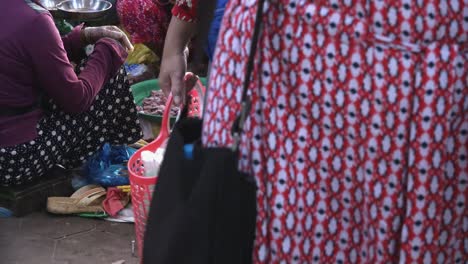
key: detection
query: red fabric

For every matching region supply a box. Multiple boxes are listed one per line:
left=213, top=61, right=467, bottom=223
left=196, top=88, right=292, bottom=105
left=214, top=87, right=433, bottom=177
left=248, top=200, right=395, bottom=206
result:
left=102, top=187, right=127, bottom=217
left=116, top=0, right=197, bottom=56
left=202, top=0, right=468, bottom=263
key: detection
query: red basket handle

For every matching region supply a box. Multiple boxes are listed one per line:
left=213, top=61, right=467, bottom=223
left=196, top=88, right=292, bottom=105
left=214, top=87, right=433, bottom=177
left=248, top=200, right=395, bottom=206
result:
left=157, top=73, right=199, bottom=142
left=156, top=93, right=173, bottom=142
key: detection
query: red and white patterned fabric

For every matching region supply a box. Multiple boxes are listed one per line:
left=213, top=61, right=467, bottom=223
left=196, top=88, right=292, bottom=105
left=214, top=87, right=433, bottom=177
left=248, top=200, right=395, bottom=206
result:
left=202, top=0, right=467, bottom=263
left=172, top=0, right=198, bottom=22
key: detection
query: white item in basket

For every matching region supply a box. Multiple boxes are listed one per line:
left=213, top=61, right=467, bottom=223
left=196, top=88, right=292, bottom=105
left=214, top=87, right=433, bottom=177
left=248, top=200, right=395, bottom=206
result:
left=154, top=148, right=166, bottom=165
left=141, top=150, right=159, bottom=177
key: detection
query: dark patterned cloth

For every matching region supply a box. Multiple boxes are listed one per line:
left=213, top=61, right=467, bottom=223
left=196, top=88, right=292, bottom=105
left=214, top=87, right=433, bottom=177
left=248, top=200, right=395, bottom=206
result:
left=0, top=64, right=142, bottom=187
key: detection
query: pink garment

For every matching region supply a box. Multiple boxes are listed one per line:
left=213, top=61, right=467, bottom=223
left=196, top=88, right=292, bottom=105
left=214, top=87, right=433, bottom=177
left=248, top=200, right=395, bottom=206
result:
left=116, top=0, right=172, bottom=55
left=116, top=0, right=199, bottom=55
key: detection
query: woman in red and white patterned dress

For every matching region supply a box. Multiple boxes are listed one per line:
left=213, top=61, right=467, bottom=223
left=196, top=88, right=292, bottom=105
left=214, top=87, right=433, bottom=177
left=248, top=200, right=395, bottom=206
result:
left=161, top=0, right=467, bottom=263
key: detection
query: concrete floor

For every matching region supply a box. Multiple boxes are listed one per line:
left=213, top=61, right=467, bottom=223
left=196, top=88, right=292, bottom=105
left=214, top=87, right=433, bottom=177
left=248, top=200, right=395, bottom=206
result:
left=0, top=212, right=138, bottom=264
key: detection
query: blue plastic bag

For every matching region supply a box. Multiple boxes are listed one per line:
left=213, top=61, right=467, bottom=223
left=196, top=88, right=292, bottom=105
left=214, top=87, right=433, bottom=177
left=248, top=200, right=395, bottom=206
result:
left=204, top=0, right=228, bottom=61
left=82, top=143, right=137, bottom=187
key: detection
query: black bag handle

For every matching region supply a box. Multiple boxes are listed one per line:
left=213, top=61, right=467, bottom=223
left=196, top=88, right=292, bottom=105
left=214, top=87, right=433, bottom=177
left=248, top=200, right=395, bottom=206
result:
left=230, top=0, right=266, bottom=151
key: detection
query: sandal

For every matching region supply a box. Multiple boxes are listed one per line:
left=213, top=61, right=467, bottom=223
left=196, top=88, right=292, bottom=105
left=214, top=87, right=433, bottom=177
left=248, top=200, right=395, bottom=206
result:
left=47, top=185, right=107, bottom=214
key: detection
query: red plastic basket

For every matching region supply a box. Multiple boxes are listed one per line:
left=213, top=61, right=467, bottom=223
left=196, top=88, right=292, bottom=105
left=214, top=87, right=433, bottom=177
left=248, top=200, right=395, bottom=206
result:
left=128, top=75, right=205, bottom=259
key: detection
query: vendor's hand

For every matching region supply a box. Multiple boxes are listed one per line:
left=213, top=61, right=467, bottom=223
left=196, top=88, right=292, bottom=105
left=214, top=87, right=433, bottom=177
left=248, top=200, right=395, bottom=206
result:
left=81, top=26, right=134, bottom=52
left=159, top=47, right=191, bottom=106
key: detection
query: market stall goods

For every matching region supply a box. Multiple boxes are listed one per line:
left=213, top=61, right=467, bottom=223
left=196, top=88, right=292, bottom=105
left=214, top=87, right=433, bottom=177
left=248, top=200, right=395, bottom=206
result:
left=137, top=90, right=180, bottom=116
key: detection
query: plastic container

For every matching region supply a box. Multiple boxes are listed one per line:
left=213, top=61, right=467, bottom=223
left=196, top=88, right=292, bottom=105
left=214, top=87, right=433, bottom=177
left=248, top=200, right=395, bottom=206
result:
left=128, top=76, right=205, bottom=260
left=128, top=95, right=171, bottom=260
left=131, top=79, right=176, bottom=139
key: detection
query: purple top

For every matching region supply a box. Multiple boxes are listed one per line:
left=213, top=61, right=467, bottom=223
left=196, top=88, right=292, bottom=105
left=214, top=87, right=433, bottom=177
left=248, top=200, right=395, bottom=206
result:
left=0, top=0, right=128, bottom=147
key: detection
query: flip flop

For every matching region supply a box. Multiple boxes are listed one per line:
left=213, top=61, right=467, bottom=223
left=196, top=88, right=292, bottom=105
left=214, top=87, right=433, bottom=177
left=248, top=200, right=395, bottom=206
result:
left=47, top=185, right=107, bottom=215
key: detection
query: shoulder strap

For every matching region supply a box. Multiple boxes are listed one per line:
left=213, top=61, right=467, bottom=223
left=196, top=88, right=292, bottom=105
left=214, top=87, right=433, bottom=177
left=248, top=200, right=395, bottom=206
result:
left=231, top=0, right=266, bottom=151
left=240, top=0, right=266, bottom=105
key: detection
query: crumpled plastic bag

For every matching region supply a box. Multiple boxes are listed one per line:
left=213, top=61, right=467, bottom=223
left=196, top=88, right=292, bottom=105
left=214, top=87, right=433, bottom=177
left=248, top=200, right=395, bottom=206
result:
left=82, top=143, right=137, bottom=187
left=102, top=187, right=130, bottom=217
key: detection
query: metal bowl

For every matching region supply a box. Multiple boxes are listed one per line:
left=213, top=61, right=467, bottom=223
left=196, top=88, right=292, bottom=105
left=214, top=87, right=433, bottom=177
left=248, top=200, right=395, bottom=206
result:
left=39, top=0, right=60, bottom=9
left=38, top=0, right=63, bottom=17
left=56, top=0, right=112, bottom=21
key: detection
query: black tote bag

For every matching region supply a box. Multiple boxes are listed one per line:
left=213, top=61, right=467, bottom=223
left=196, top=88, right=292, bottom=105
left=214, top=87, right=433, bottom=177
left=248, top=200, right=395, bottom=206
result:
left=142, top=0, right=265, bottom=263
